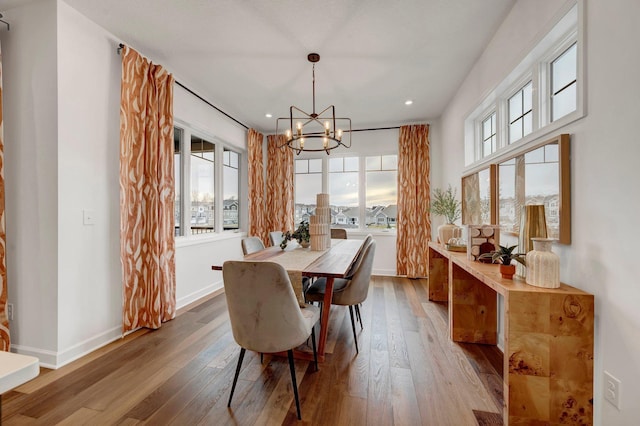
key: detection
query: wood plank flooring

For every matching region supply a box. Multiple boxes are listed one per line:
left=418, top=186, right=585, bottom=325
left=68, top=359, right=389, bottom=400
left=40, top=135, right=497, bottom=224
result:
left=2, top=276, right=503, bottom=425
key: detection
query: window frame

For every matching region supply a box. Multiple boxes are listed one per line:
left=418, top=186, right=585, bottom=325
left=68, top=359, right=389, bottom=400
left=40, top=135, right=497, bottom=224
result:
left=174, top=121, right=245, bottom=238
left=464, top=0, right=584, bottom=172
left=293, top=150, right=398, bottom=234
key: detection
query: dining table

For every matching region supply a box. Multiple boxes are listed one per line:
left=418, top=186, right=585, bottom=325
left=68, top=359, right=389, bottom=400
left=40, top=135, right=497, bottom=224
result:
left=212, top=238, right=366, bottom=362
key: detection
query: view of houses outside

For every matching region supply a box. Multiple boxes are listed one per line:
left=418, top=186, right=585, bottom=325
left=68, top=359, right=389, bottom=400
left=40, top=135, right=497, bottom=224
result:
left=498, top=145, right=560, bottom=238
left=294, top=155, right=398, bottom=230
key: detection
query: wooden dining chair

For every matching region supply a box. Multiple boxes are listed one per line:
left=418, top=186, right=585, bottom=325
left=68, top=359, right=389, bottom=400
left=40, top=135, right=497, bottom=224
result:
left=222, top=261, right=320, bottom=420
left=241, top=236, right=265, bottom=255
left=330, top=228, right=347, bottom=239
left=304, top=239, right=376, bottom=354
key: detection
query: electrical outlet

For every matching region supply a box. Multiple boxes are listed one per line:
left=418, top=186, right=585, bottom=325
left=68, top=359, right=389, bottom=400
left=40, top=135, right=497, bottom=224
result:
left=7, top=303, right=13, bottom=321
left=604, top=371, right=621, bottom=410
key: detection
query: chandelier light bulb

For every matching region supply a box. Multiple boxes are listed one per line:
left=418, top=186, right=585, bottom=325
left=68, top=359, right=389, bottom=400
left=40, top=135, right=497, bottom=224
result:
left=336, top=129, right=343, bottom=141
left=285, top=129, right=292, bottom=141
left=300, top=138, right=305, bottom=149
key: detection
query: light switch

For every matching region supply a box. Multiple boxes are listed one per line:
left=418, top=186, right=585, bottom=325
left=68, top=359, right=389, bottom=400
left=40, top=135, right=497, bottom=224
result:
left=83, top=209, right=96, bottom=225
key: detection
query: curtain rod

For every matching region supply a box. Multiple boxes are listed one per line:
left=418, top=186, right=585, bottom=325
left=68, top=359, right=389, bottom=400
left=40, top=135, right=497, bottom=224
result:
left=116, top=45, right=414, bottom=135
left=117, top=44, right=249, bottom=130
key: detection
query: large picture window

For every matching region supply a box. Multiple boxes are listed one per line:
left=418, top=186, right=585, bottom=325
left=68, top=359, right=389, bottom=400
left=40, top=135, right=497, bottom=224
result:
left=294, top=158, right=323, bottom=224
left=365, top=155, right=397, bottom=229
left=329, top=156, right=359, bottom=227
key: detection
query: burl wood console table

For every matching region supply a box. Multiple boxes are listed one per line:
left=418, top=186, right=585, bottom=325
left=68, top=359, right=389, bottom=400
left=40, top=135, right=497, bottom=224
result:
left=427, top=241, right=594, bottom=425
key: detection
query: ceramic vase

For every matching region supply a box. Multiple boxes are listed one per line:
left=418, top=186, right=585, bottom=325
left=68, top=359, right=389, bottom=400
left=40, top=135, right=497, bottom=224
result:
left=517, top=205, right=548, bottom=279
left=438, top=223, right=462, bottom=246
left=525, top=238, right=560, bottom=288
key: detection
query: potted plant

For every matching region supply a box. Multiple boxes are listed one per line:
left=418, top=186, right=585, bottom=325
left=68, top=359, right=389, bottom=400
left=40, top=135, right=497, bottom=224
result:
left=280, top=221, right=310, bottom=249
left=431, top=185, right=462, bottom=245
left=479, top=244, right=526, bottom=279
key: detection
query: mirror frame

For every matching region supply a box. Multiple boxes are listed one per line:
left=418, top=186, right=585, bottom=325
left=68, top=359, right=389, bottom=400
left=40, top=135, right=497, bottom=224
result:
left=461, top=165, right=497, bottom=225
left=497, top=133, right=571, bottom=244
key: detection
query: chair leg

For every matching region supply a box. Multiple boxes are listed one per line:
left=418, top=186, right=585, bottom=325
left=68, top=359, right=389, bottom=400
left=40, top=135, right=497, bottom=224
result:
left=287, top=349, right=302, bottom=420
left=348, top=305, right=359, bottom=354
left=355, top=304, right=363, bottom=329
left=260, top=353, right=263, bottom=364
left=311, top=325, right=318, bottom=372
left=228, top=347, right=246, bottom=407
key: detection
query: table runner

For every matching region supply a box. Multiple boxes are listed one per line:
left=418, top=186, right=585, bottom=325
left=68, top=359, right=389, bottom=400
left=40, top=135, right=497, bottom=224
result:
left=273, top=240, right=345, bottom=306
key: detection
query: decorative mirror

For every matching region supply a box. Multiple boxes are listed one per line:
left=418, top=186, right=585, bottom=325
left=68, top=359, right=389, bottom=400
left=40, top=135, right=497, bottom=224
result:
left=497, top=134, right=570, bottom=244
left=462, top=165, right=497, bottom=225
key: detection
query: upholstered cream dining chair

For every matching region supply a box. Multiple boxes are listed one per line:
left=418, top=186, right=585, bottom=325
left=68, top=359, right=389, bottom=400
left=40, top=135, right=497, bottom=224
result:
left=241, top=236, right=265, bottom=255
left=269, top=231, right=285, bottom=247
left=305, top=239, right=376, bottom=354
left=222, top=260, right=320, bottom=420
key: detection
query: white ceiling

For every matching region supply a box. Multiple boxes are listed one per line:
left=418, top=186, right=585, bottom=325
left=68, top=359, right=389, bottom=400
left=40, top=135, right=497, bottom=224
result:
left=2, top=0, right=516, bottom=133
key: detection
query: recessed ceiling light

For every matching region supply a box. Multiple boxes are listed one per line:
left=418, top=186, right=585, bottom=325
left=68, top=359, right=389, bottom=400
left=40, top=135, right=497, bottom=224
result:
left=265, top=113, right=273, bottom=118
left=405, top=100, right=413, bottom=106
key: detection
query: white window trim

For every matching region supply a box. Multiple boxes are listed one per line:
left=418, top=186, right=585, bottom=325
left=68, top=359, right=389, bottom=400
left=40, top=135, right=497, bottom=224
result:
left=464, top=0, right=585, bottom=175
left=294, top=150, right=399, bottom=235
left=174, top=118, right=246, bottom=240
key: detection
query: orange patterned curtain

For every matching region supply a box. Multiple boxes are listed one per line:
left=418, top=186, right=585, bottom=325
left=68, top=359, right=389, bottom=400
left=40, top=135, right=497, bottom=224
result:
left=120, top=46, right=176, bottom=332
left=247, top=129, right=268, bottom=245
left=396, top=124, right=431, bottom=278
left=266, top=135, right=294, bottom=239
left=0, top=44, right=9, bottom=351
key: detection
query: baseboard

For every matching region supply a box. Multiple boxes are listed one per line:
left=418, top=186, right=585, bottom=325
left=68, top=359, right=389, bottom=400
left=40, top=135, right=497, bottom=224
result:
left=372, top=268, right=397, bottom=276
left=12, top=325, right=123, bottom=369
left=176, top=281, right=224, bottom=310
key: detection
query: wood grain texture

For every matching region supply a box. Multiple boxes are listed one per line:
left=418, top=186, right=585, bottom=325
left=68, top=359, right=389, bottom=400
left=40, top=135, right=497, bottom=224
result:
left=2, top=276, right=504, bottom=425
left=429, top=241, right=594, bottom=425
left=427, top=244, right=449, bottom=301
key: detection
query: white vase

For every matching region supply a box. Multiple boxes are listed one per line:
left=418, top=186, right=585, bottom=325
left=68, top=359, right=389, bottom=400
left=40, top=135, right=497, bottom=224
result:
left=525, top=238, right=560, bottom=288
left=438, top=223, right=461, bottom=245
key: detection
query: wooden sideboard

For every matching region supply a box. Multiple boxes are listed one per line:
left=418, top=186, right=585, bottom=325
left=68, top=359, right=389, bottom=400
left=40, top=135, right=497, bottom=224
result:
left=427, top=241, right=594, bottom=425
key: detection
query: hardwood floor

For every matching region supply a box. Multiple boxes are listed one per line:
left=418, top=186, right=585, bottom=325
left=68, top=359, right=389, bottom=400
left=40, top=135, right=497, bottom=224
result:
left=2, top=276, right=503, bottom=425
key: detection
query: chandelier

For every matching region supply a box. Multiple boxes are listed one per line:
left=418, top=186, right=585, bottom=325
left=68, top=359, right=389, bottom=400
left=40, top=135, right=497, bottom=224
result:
left=276, top=53, right=351, bottom=155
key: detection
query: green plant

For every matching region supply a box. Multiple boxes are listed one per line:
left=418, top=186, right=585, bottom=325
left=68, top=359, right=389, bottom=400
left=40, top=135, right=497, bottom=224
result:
left=479, top=244, right=526, bottom=266
left=431, top=185, right=462, bottom=224
left=280, top=221, right=310, bottom=249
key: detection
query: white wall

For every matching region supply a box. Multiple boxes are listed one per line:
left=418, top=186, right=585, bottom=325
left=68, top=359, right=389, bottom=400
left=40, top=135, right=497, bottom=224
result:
left=437, top=0, right=640, bottom=424
left=1, top=0, right=59, bottom=364
left=1, top=0, right=249, bottom=368
left=56, top=0, right=122, bottom=366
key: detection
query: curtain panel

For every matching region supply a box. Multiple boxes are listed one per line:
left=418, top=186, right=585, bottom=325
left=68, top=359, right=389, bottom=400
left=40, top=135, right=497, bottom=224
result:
left=0, top=44, right=9, bottom=351
left=266, top=135, right=294, bottom=239
left=396, top=124, right=431, bottom=278
left=120, top=46, right=176, bottom=332
left=247, top=129, right=268, bottom=245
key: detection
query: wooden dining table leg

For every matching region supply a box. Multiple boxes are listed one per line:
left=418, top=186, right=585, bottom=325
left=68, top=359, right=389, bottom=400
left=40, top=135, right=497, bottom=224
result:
left=317, top=276, right=335, bottom=357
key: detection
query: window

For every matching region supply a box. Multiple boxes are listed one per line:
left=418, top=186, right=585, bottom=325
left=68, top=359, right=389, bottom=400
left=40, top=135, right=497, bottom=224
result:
left=223, top=149, right=240, bottom=230
left=173, top=124, right=243, bottom=237
left=508, top=81, right=533, bottom=144
left=174, top=127, right=183, bottom=236
left=482, top=112, right=497, bottom=157
left=551, top=43, right=577, bottom=121
left=464, top=3, right=582, bottom=166
left=294, top=159, right=322, bottom=224
left=329, top=157, right=359, bottom=228
left=365, top=155, right=397, bottom=229
left=190, top=135, right=215, bottom=235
